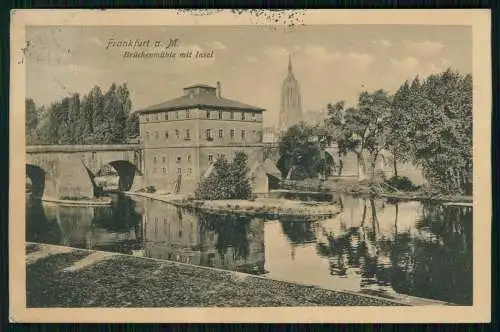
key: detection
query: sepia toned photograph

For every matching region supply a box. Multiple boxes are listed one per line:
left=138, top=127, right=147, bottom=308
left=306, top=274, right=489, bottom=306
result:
left=10, top=9, right=491, bottom=323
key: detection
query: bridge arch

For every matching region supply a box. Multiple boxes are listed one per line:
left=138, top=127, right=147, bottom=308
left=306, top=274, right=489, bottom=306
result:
left=276, top=151, right=335, bottom=180
left=96, top=160, right=143, bottom=192
left=26, top=164, right=46, bottom=198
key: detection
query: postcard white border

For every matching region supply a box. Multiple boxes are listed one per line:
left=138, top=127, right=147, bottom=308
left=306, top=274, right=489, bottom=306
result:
left=10, top=9, right=492, bottom=323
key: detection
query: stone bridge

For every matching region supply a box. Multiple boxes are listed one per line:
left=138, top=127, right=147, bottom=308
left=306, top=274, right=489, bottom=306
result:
left=263, top=142, right=365, bottom=178
left=263, top=142, right=338, bottom=164
left=26, top=144, right=144, bottom=200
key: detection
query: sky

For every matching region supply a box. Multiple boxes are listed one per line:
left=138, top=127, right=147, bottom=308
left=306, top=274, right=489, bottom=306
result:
left=26, top=25, right=472, bottom=128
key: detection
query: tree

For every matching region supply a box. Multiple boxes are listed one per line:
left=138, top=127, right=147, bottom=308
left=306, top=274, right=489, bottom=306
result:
left=125, top=112, right=140, bottom=138
left=324, top=101, right=358, bottom=176
left=76, top=93, right=92, bottom=144
left=403, top=69, right=472, bottom=194
left=230, top=152, right=252, bottom=199
left=343, top=90, right=391, bottom=181
left=386, top=81, right=413, bottom=177
left=277, top=122, right=323, bottom=180
left=27, top=82, right=138, bottom=146
left=195, top=153, right=253, bottom=200
left=25, top=98, right=39, bottom=144
left=91, top=85, right=106, bottom=143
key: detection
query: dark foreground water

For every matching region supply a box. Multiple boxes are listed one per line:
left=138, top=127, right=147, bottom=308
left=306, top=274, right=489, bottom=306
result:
left=26, top=193, right=473, bottom=305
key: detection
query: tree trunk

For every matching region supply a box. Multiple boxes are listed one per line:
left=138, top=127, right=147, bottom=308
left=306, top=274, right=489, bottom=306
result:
left=369, top=151, right=379, bottom=183
left=361, top=199, right=367, bottom=227
left=393, top=158, right=398, bottom=178
left=356, top=152, right=367, bottom=181
left=370, top=160, right=377, bottom=183
left=394, top=203, right=399, bottom=236
left=370, top=199, right=380, bottom=235
left=337, top=156, right=344, bottom=177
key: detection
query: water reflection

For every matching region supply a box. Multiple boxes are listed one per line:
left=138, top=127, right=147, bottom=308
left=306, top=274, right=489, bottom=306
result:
left=26, top=192, right=472, bottom=305
left=315, top=198, right=472, bottom=305
left=141, top=199, right=265, bottom=274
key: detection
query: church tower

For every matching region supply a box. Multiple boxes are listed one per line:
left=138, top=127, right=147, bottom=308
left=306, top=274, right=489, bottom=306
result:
left=279, top=54, right=303, bottom=132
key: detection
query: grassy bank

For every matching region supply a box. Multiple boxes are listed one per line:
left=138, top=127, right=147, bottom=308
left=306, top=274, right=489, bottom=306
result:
left=125, top=192, right=341, bottom=219
left=171, top=199, right=341, bottom=219
left=26, top=243, right=406, bottom=308
left=289, top=178, right=473, bottom=204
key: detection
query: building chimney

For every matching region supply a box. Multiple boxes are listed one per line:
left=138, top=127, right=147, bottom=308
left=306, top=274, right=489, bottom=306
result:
left=216, top=81, right=221, bottom=98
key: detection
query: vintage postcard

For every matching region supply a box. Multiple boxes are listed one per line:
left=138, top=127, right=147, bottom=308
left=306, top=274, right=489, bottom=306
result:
left=10, top=9, right=491, bottom=323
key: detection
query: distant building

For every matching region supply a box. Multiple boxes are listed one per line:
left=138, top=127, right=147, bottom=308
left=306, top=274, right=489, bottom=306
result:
left=262, top=126, right=280, bottom=144
left=303, top=109, right=327, bottom=126
left=136, top=82, right=269, bottom=194
left=279, top=55, right=303, bottom=132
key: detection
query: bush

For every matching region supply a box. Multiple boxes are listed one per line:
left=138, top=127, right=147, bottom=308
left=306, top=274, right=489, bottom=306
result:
left=386, top=176, right=417, bottom=191
left=146, top=186, right=156, bottom=193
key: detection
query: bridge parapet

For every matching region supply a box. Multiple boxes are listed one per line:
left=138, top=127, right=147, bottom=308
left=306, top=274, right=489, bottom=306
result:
left=27, top=144, right=142, bottom=153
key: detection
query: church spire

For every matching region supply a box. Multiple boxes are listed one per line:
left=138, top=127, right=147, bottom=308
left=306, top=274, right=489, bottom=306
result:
left=288, top=53, right=293, bottom=74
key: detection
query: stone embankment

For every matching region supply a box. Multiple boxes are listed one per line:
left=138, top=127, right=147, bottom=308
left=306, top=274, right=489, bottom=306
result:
left=125, top=192, right=340, bottom=218
left=26, top=243, right=408, bottom=307
left=41, top=196, right=112, bottom=206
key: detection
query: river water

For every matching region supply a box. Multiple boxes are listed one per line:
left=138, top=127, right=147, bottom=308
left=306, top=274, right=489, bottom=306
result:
left=26, top=193, right=473, bottom=305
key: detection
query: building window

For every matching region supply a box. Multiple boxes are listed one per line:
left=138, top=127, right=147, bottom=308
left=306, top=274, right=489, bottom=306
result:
left=146, top=132, right=150, bottom=141
left=218, top=129, right=223, bottom=138
left=220, top=154, right=226, bottom=159
left=241, top=130, right=246, bottom=139
left=206, top=110, right=210, bottom=118
left=166, top=112, right=169, bottom=120
left=186, top=168, right=192, bottom=176
left=218, top=110, right=223, bottom=119
left=165, top=131, right=169, bottom=139
left=186, top=109, right=190, bottom=118
left=185, top=129, right=191, bottom=140
left=146, top=115, right=150, bottom=122
left=241, top=112, right=245, bottom=121
left=177, top=168, right=182, bottom=174
left=230, top=129, right=235, bottom=138
left=187, top=155, right=191, bottom=162
left=252, top=113, right=256, bottom=121
left=162, top=156, right=166, bottom=163
left=176, top=111, right=179, bottom=120
left=162, top=167, right=166, bottom=174
left=230, top=112, right=234, bottom=120
left=206, top=129, right=213, bottom=140
left=176, top=156, right=181, bottom=164
left=155, top=131, right=159, bottom=139
left=253, top=130, right=256, bottom=138
left=175, top=129, right=180, bottom=139
left=153, top=156, right=157, bottom=164
left=155, top=114, right=159, bottom=121
left=208, top=154, right=213, bottom=162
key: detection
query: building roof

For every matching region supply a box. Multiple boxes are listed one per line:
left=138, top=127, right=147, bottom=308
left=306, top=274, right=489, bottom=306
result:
left=184, top=84, right=216, bottom=90
left=138, top=86, right=266, bottom=113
